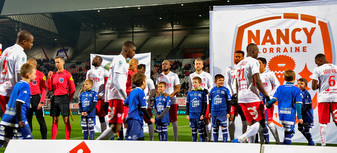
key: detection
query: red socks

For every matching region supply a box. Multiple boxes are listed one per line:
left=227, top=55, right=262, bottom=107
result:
left=65, top=121, right=71, bottom=140
left=52, top=122, right=58, bottom=139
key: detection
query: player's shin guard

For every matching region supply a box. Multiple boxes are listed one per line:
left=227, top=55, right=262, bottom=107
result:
left=192, top=128, right=197, bottom=142
left=96, top=128, right=115, bottom=140
left=229, top=121, right=235, bottom=141
left=222, top=127, right=228, bottom=142
left=198, top=127, right=205, bottom=142
left=240, top=122, right=260, bottom=143
left=320, top=124, right=327, bottom=146
left=89, top=123, right=95, bottom=140
left=52, top=122, right=58, bottom=139
left=162, top=126, right=168, bottom=141
left=261, top=126, right=269, bottom=144
left=157, top=126, right=163, bottom=141
left=213, top=127, right=219, bottom=142
left=172, top=121, right=178, bottom=141
left=268, top=123, right=280, bottom=144
left=82, top=126, right=88, bottom=140
left=65, top=121, right=71, bottom=140
left=148, top=123, right=154, bottom=141
left=283, top=131, right=294, bottom=145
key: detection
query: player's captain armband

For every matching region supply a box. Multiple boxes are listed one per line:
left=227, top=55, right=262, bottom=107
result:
left=43, top=76, right=46, bottom=81
left=70, top=76, right=74, bottom=81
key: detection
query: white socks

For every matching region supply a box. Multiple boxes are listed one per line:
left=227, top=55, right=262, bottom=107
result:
left=320, top=124, right=327, bottom=146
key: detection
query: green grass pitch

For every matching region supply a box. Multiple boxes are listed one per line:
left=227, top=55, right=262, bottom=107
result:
left=1, top=115, right=336, bottom=153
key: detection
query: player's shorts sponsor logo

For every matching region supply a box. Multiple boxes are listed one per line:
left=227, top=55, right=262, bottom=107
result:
left=59, top=78, right=64, bottom=83
left=247, top=106, right=258, bottom=120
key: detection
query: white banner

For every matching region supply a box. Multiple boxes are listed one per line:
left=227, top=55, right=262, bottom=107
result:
left=5, top=140, right=261, bottom=153
left=90, top=52, right=151, bottom=78
left=210, top=1, right=337, bottom=143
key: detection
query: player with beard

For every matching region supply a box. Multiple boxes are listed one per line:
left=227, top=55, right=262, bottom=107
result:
left=225, top=50, right=247, bottom=141
left=156, top=60, right=181, bottom=141
left=86, top=55, right=109, bottom=132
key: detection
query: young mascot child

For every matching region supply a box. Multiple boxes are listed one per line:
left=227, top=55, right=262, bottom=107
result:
left=297, top=78, right=315, bottom=145
left=267, top=70, right=303, bottom=144
left=186, top=76, right=207, bottom=142
left=0, top=63, right=36, bottom=147
left=209, top=74, right=231, bottom=142
left=124, top=73, right=155, bottom=140
left=153, top=81, right=171, bottom=141
left=79, top=79, right=98, bottom=140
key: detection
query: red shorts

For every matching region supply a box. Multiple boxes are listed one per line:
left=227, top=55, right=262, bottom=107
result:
left=318, top=102, right=337, bottom=124
left=96, top=100, right=106, bottom=117
left=266, top=105, right=274, bottom=122
left=240, top=101, right=265, bottom=123
left=230, top=105, right=238, bottom=116
left=169, top=104, right=178, bottom=122
left=143, top=108, right=153, bottom=123
left=0, top=95, right=9, bottom=113
left=107, top=99, right=124, bottom=124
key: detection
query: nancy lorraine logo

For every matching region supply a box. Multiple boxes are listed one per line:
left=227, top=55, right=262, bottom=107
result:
left=232, top=13, right=336, bottom=126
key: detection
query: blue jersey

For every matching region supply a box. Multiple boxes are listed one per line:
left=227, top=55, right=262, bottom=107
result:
left=209, top=86, right=231, bottom=116
left=154, top=94, right=171, bottom=124
left=186, top=89, right=207, bottom=119
left=273, top=82, right=302, bottom=124
left=124, top=87, right=147, bottom=122
left=301, top=90, right=313, bottom=123
left=79, top=90, right=98, bottom=118
left=1, top=81, right=31, bottom=127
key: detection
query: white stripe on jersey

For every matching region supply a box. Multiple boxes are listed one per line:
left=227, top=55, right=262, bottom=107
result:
left=312, top=63, right=337, bottom=102
left=236, top=57, right=261, bottom=103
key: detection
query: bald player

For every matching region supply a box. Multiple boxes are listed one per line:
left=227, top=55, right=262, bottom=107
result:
left=97, top=41, right=136, bottom=140
left=156, top=60, right=181, bottom=141
left=0, top=30, right=34, bottom=113
left=27, top=59, right=47, bottom=139
left=86, top=55, right=109, bottom=132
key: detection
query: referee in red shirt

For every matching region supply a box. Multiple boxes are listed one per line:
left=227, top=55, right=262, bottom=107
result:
left=47, top=56, right=76, bottom=140
left=27, top=59, right=47, bottom=139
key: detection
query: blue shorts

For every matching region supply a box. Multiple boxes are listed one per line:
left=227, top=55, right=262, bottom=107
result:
left=211, top=116, right=227, bottom=128
left=189, top=118, right=205, bottom=128
left=126, top=119, right=144, bottom=140
left=81, top=116, right=96, bottom=127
